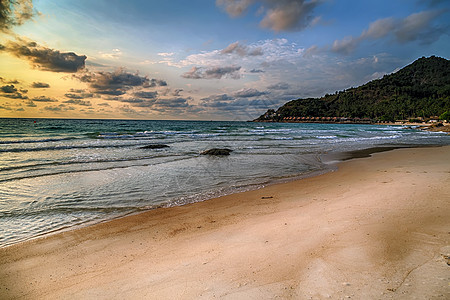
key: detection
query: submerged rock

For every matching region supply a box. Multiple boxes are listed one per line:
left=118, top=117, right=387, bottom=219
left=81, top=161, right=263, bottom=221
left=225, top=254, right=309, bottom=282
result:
left=140, top=144, right=169, bottom=149
left=201, top=148, right=233, bottom=156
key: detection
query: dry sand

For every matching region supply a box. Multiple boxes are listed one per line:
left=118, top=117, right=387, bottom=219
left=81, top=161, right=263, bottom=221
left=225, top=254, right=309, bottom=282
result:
left=1, top=146, right=449, bottom=299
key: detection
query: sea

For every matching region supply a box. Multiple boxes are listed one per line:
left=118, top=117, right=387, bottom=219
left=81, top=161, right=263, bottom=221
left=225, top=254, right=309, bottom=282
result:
left=1, top=118, right=449, bottom=247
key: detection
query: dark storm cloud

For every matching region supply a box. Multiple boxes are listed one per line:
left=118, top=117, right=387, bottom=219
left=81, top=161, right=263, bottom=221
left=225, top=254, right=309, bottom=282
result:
left=1, top=38, right=86, bottom=72
left=31, top=82, right=50, bottom=88
left=182, top=66, right=242, bottom=79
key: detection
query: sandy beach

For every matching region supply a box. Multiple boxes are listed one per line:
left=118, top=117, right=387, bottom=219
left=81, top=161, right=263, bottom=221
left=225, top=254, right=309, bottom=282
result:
left=1, top=146, right=449, bottom=299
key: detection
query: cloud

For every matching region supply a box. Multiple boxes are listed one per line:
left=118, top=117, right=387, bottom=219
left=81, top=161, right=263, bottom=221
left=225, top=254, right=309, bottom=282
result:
left=216, top=0, right=322, bottom=32
left=154, top=97, right=189, bottom=109
left=133, top=91, right=158, bottom=99
left=62, top=99, right=92, bottom=106
left=331, top=10, right=447, bottom=55
left=32, top=96, right=58, bottom=102
left=302, top=45, right=320, bottom=58
left=0, top=77, right=19, bottom=84
left=43, top=104, right=74, bottom=112
left=125, top=98, right=157, bottom=107
left=25, top=100, right=36, bottom=107
left=201, top=94, right=234, bottom=102
left=216, top=0, right=254, bottom=17
left=99, top=48, right=122, bottom=59
left=232, top=88, right=267, bottom=98
left=1, top=84, right=17, bottom=93
left=180, top=38, right=302, bottom=71
left=158, top=52, right=174, bottom=57
left=69, top=88, right=85, bottom=93
left=182, top=66, right=242, bottom=79
left=101, top=95, right=157, bottom=108
left=172, top=89, right=183, bottom=96
left=394, top=10, right=446, bottom=44
left=249, top=68, right=265, bottom=73
left=65, top=90, right=94, bottom=99
left=117, top=105, right=140, bottom=115
left=260, top=0, right=321, bottom=32
left=64, top=93, right=84, bottom=99
left=267, top=82, right=290, bottom=90
left=181, top=67, right=202, bottom=79
left=31, top=82, right=50, bottom=88
left=1, top=92, right=28, bottom=99
left=0, top=85, right=28, bottom=99
left=74, top=68, right=159, bottom=95
left=221, top=41, right=264, bottom=56
left=149, top=78, right=167, bottom=87
left=0, top=0, right=36, bottom=32
left=331, top=36, right=360, bottom=55
left=205, top=66, right=241, bottom=79
left=1, top=38, right=87, bottom=72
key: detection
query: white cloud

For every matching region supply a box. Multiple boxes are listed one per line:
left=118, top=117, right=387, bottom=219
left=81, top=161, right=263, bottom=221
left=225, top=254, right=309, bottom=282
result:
left=99, top=48, right=122, bottom=59
left=158, top=52, right=174, bottom=57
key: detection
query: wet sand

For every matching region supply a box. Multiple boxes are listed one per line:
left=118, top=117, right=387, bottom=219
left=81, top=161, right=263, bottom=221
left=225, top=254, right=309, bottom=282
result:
left=1, top=146, right=449, bottom=299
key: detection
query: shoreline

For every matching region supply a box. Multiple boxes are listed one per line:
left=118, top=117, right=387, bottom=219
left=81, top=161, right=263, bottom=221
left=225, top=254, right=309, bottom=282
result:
left=1, top=145, right=449, bottom=298
left=1, top=144, right=431, bottom=249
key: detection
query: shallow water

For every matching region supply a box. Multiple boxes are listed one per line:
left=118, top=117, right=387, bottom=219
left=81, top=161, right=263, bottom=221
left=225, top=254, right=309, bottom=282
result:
left=1, top=118, right=449, bottom=246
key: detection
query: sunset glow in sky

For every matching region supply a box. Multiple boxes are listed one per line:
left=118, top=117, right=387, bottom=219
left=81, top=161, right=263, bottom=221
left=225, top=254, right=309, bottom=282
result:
left=1, top=0, right=449, bottom=120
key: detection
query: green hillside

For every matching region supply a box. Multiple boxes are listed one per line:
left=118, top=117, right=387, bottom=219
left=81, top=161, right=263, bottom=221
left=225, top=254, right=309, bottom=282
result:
left=255, top=56, right=450, bottom=122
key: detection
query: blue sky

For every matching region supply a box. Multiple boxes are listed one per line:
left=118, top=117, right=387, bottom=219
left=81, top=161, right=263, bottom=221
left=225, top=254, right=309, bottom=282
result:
left=1, top=0, right=449, bottom=120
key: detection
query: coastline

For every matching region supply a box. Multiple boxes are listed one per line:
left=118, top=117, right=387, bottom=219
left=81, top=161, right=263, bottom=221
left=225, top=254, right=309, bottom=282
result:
left=1, top=146, right=449, bottom=299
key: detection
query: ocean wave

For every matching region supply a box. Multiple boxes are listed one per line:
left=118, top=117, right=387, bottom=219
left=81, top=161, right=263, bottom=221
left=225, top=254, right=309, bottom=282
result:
left=0, top=156, right=190, bottom=183
left=0, top=137, right=79, bottom=144
left=0, top=205, right=141, bottom=218
left=0, top=141, right=174, bottom=153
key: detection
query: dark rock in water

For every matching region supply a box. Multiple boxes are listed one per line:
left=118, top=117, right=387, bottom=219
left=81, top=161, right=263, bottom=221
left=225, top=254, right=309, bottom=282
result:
left=140, top=144, right=169, bottom=149
left=201, top=148, right=233, bottom=156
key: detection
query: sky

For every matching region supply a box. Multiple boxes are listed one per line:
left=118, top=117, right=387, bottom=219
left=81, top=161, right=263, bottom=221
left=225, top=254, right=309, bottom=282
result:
left=0, top=0, right=449, bottom=120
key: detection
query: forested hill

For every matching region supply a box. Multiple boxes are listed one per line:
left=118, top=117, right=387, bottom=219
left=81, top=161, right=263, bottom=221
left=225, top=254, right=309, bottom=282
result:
left=255, top=56, right=450, bottom=122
